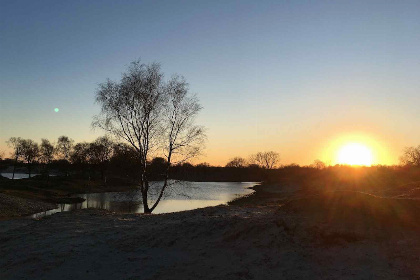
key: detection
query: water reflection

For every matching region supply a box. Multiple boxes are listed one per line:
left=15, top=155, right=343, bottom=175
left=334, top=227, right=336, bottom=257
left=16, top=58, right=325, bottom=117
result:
left=30, top=181, right=257, bottom=218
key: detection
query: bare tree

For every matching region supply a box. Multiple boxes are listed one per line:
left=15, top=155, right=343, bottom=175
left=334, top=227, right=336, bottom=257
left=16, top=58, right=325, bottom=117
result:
left=56, top=136, right=74, bottom=161
left=250, top=151, right=280, bottom=169
left=149, top=75, right=205, bottom=212
left=93, top=60, right=205, bottom=213
left=39, top=139, right=55, bottom=178
left=70, top=142, right=92, bottom=179
left=311, top=159, right=326, bottom=169
left=225, top=157, right=247, bottom=168
left=89, top=136, right=114, bottom=182
left=6, top=137, right=24, bottom=179
left=110, top=142, right=142, bottom=180
left=20, top=139, right=39, bottom=178
left=56, top=136, right=74, bottom=176
left=70, top=142, right=91, bottom=165
left=400, top=145, right=420, bottom=167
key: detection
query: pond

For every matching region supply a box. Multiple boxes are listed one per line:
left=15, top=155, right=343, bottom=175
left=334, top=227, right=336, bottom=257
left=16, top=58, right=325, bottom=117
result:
left=31, top=181, right=258, bottom=218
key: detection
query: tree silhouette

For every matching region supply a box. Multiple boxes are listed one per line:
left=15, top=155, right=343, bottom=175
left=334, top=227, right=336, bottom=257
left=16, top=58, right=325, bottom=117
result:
left=250, top=151, right=280, bottom=169
left=70, top=142, right=91, bottom=165
left=149, top=157, right=167, bottom=178
left=89, top=136, right=114, bottom=182
left=226, top=157, right=247, bottom=168
left=400, top=145, right=420, bottom=167
left=70, top=142, right=91, bottom=178
left=6, top=137, right=24, bottom=179
left=39, top=139, right=55, bottom=178
left=110, top=142, right=141, bottom=180
left=311, top=159, right=326, bottom=169
left=93, top=60, right=205, bottom=213
left=20, top=139, right=39, bottom=178
left=56, top=136, right=74, bottom=176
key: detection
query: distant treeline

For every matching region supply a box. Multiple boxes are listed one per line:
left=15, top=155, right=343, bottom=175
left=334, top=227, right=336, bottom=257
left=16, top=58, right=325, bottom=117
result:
left=265, top=164, right=420, bottom=193
left=1, top=136, right=419, bottom=184
left=1, top=136, right=281, bottom=182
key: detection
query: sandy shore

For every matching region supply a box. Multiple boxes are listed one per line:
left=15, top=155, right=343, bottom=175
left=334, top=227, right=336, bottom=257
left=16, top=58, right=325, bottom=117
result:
left=1, top=184, right=419, bottom=279
left=0, top=193, right=56, bottom=220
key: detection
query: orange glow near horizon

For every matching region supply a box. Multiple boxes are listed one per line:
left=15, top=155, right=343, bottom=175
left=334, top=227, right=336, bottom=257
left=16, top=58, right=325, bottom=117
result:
left=0, top=132, right=398, bottom=167
left=321, top=133, right=393, bottom=166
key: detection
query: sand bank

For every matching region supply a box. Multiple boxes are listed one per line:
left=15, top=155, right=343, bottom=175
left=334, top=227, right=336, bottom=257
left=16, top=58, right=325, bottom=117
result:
left=1, top=185, right=419, bottom=279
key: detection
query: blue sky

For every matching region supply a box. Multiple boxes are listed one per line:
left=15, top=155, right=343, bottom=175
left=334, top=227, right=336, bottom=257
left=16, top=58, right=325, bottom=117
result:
left=1, top=0, right=420, bottom=165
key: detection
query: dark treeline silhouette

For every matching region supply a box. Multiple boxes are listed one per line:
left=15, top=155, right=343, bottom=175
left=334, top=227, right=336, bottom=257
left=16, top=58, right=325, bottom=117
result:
left=170, top=163, right=266, bottom=182
left=4, top=135, right=119, bottom=182
left=171, top=161, right=419, bottom=191
left=2, top=137, right=267, bottom=182
left=3, top=136, right=419, bottom=191
left=264, top=164, right=420, bottom=193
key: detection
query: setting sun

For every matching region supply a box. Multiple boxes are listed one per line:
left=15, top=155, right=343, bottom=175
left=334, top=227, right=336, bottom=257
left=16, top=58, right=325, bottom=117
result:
left=337, top=143, right=373, bottom=166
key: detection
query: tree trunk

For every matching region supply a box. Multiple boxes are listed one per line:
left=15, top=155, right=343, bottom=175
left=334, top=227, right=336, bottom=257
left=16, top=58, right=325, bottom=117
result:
left=46, top=163, right=50, bottom=181
left=150, top=152, right=172, bottom=213
left=142, top=189, right=151, bottom=213
left=140, top=167, right=151, bottom=213
left=149, top=178, right=168, bottom=213
left=12, top=157, right=17, bottom=180
left=28, top=163, right=31, bottom=178
left=100, top=165, right=106, bottom=183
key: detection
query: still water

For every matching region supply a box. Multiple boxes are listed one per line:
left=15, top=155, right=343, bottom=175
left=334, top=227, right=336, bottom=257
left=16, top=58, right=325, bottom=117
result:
left=1, top=173, right=40, bottom=179
left=31, top=181, right=257, bottom=218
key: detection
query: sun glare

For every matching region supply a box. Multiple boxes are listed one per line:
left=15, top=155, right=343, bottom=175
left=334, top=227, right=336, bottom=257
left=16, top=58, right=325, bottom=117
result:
left=337, top=143, right=373, bottom=166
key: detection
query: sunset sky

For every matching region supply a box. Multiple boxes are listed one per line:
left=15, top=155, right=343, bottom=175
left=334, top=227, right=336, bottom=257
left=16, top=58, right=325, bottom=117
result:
left=1, top=0, right=419, bottom=166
